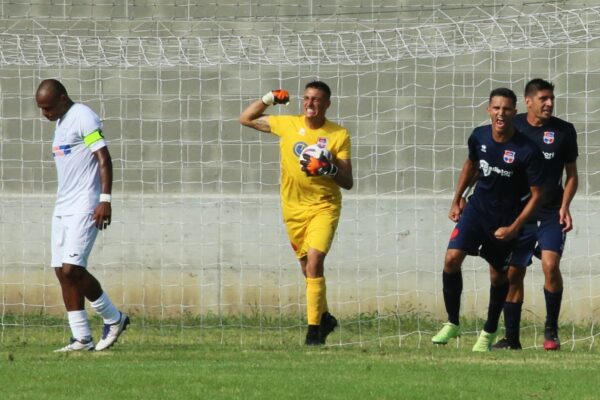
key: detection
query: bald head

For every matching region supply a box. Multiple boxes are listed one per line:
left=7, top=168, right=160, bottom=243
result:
left=37, top=79, right=68, bottom=98
left=36, top=79, right=72, bottom=121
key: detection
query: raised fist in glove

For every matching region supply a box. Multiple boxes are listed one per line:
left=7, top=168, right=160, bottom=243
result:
left=262, top=89, right=290, bottom=106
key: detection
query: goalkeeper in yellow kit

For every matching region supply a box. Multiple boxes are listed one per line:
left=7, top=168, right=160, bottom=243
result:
left=240, top=81, right=353, bottom=345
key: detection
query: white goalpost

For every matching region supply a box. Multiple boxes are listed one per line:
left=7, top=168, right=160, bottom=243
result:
left=1, top=2, right=599, bottom=347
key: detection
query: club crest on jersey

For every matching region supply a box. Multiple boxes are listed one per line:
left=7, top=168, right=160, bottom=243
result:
left=503, top=150, right=515, bottom=164
left=316, top=137, right=328, bottom=148
left=293, top=141, right=308, bottom=157
left=543, top=131, right=555, bottom=144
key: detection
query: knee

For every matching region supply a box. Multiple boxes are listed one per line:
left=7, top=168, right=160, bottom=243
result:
left=541, top=251, right=562, bottom=283
left=490, top=270, right=508, bottom=287
left=60, top=264, right=85, bottom=284
left=506, top=270, right=525, bottom=302
left=305, top=250, right=325, bottom=278
left=544, top=264, right=563, bottom=289
left=543, top=262, right=561, bottom=280
left=444, top=254, right=462, bottom=273
left=507, top=268, right=526, bottom=287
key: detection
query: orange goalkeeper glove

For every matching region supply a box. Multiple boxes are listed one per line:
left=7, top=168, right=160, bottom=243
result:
left=300, top=153, right=338, bottom=177
left=262, top=90, right=290, bottom=106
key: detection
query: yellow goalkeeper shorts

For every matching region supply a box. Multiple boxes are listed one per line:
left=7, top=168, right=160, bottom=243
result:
left=282, top=204, right=341, bottom=259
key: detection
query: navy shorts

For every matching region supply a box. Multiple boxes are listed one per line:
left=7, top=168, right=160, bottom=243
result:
left=509, top=211, right=566, bottom=268
left=447, top=204, right=515, bottom=271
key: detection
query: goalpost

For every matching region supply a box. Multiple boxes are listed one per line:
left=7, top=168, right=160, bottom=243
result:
left=1, top=2, right=599, bottom=348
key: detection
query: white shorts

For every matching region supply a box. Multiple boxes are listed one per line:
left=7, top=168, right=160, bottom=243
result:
left=51, top=213, right=98, bottom=268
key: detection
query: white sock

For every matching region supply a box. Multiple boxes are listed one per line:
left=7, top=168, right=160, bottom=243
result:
left=67, top=310, right=92, bottom=341
left=90, top=292, right=121, bottom=325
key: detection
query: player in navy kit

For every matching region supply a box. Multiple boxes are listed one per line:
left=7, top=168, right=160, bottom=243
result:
left=432, top=87, right=546, bottom=345
left=484, top=79, right=578, bottom=350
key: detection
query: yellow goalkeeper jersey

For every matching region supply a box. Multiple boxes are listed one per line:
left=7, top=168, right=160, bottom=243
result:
left=268, top=115, right=351, bottom=208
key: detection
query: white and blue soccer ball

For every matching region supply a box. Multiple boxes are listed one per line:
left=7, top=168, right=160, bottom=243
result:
left=298, top=144, right=331, bottom=163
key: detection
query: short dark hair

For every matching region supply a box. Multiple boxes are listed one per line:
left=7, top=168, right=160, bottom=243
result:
left=524, top=78, right=554, bottom=97
left=489, top=87, right=517, bottom=107
left=305, top=81, right=331, bottom=100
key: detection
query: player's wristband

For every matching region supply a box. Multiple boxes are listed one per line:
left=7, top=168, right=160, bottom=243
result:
left=261, top=92, right=275, bottom=106
left=99, top=193, right=112, bottom=203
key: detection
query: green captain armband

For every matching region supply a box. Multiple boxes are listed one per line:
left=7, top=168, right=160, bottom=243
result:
left=83, top=130, right=104, bottom=147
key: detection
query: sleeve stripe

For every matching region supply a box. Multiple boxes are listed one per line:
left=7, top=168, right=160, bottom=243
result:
left=83, top=130, right=104, bottom=147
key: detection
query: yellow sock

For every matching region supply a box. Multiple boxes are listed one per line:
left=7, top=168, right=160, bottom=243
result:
left=306, top=277, right=329, bottom=313
left=306, top=277, right=326, bottom=325
left=321, top=281, right=328, bottom=313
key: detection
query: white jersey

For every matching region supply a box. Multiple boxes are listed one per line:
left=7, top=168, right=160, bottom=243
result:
left=52, top=103, right=107, bottom=216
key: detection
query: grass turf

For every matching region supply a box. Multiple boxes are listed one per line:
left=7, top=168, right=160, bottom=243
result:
left=1, top=318, right=599, bottom=399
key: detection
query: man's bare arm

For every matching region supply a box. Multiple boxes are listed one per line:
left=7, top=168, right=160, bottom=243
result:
left=239, top=99, right=272, bottom=133
left=449, top=158, right=478, bottom=222
left=334, top=159, right=353, bottom=190
left=560, top=161, right=578, bottom=232
left=92, top=146, right=113, bottom=230
left=494, top=185, right=543, bottom=241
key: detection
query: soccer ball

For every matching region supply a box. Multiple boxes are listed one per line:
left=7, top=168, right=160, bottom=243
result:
left=298, top=144, right=331, bottom=163
left=298, top=144, right=333, bottom=176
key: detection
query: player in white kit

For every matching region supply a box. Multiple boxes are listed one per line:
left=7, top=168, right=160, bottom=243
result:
left=36, top=79, right=130, bottom=352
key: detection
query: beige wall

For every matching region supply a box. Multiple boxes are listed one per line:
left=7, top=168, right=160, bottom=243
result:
left=1, top=2, right=599, bottom=324
left=2, top=196, right=599, bottom=323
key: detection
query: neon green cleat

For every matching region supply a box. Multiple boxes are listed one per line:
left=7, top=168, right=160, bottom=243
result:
left=432, top=322, right=461, bottom=344
left=472, top=329, right=497, bottom=352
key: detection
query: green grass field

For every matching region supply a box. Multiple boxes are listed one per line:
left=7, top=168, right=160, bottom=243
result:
left=1, top=316, right=599, bottom=399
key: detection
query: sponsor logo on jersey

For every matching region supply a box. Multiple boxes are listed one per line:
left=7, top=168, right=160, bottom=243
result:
left=503, top=150, right=515, bottom=164
left=481, top=145, right=487, bottom=153
left=298, top=128, right=305, bottom=136
left=317, top=137, right=328, bottom=148
left=52, top=144, right=72, bottom=157
left=480, top=160, right=513, bottom=177
left=293, top=141, right=308, bottom=157
left=543, top=131, right=555, bottom=144
left=480, top=160, right=491, bottom=176
left=543, top=151, right=555, bottom=160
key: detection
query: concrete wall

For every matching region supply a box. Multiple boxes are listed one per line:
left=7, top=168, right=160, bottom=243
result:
left=1, top=1, right=600, bottom=323
left=0, top=1, right=590, bottom=21
left=2, top=195, right=600, bottom=322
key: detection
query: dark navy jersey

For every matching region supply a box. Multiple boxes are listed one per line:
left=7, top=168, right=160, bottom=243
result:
left=467, top=125, right=546, bottom=227
left=513, top=113, right=578, bottom=211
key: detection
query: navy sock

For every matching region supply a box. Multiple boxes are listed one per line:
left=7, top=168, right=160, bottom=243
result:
left=503, top=301, right=523, bottom=344
left=544, top=288, right=563, bottom=330
left=443, top=271, right=462, bottom=326
left=483, top=283, right=509, bottom=333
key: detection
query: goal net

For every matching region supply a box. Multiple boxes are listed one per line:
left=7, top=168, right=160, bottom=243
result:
left=1, top=2, right=599, bottom=348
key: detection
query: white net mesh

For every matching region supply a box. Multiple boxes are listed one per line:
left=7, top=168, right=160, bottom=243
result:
left=0, top=6, right=599, bottom=67
left=1, top=2, right=599, bottom=347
